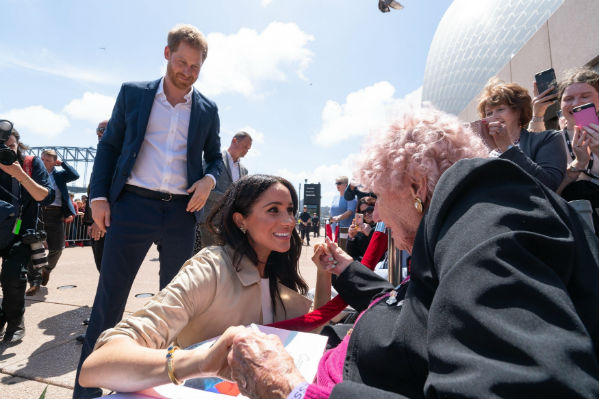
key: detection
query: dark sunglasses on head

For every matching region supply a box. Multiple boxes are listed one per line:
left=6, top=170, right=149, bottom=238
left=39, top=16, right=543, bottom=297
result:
left=97, top=127, right=106, bottom=133
left=335, top=182, right=344, bottom=185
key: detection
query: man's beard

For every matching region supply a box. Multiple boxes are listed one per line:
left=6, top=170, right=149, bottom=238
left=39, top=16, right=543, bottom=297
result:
left=166, top=62, right=194, bottom=91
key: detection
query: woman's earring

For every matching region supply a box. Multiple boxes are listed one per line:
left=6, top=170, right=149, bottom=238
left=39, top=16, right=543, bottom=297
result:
left=414, top=197, right=423, bottom=213
left=239, top=226, right=247, bottom=234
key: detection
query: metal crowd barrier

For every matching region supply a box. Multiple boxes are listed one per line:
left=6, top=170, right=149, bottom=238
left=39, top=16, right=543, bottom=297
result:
left=63, top=214, right=92, bottom=246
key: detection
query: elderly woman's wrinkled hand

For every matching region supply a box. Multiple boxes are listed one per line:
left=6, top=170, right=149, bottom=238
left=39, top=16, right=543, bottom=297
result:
left=227, top=328, right=305, bottom=398
left=322, top=237, right=354, bottom=275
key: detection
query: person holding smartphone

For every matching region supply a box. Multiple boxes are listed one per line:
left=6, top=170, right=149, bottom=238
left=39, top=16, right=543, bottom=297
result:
left=477, top=78, right=567, bottom=191
left=554, top=68, right=599, bottom=234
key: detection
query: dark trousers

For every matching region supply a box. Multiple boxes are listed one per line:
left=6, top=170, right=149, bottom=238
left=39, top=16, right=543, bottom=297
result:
left=300, top=225, right=311, bottom=244
left=91, top=236, right=104, bottom=272
left=313, top=225, right=320, bottom=237
left=73, top=191, right=196, bottom=398
left=0, top=241, right=30, bottom=330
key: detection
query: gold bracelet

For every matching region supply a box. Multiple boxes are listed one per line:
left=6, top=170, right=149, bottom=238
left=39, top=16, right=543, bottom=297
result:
left=166, top=345, right=184, bottom=385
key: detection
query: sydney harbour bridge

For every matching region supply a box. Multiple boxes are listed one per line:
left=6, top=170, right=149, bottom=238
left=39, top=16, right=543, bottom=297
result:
left=26, top=146, right=96, bottom=194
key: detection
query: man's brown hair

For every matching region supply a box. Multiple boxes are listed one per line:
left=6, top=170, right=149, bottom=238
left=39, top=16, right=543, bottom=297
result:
left=167, top=24, right=208, bottom=60
left=41, top=149, right=58, bottom=161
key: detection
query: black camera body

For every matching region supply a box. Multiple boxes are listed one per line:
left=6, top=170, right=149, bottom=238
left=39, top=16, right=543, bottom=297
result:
left=21, top=229, right=48, bottom=270
left=0, top=119, right=17, bottom=166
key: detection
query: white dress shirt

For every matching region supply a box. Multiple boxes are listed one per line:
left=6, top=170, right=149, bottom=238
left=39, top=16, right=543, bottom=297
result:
left=126, top=78, right=192, bottom=194
left=226, top=151, right=241, bottom=182
left=47, top=169, right=62, bottom=207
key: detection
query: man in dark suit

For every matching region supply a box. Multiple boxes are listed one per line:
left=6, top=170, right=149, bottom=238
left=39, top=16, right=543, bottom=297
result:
left=25, top=149, right=79, bottom=295
left=73, top=24, right=224, bottom=398
left=195, top=131, right=252, bottom=251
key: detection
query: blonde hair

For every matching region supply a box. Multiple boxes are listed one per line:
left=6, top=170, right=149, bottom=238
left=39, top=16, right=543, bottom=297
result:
left=41, top=149, right=58, bottom=160
left=167, top=24, right=208, bottom=60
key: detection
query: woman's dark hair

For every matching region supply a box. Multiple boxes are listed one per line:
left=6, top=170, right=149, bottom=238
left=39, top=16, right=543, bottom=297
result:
left=207, top=174, right=308, bottom=317
left=10, top=128, right=29, bottom=163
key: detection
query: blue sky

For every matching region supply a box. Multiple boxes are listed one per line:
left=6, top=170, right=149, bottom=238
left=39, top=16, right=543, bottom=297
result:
left=0, top=0, right=453, bottom=205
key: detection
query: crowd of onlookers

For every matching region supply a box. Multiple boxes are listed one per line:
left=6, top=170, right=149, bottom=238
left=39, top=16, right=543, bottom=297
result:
left=0, top=20, right=597, bottom=398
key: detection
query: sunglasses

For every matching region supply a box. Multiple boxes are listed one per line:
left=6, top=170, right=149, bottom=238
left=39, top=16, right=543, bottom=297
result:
left=363, top=206, right=374, bottom=214
left=335, top=182, right=344, bottom=185
left=97, top=127, right=106, bottom=133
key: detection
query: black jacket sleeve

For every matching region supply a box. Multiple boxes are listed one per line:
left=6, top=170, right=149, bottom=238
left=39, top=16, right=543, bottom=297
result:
left=333, top=261, right=393, bottom=312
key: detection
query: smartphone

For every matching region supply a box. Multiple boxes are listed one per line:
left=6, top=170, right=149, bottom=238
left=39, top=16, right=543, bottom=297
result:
left=534, top=68, right=557, bottom=96
left=469, top=119, right=495, bottom=149
left=355, top=213, right=364, bottom=226
left=572, top=103, right=599, bottom=128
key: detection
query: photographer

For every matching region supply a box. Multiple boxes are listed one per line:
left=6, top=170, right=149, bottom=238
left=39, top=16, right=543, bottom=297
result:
left=0, top=122, right=54, bottom=342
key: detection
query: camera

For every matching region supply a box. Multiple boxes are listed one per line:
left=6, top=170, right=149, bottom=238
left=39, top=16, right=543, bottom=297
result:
left=0, top=119, right=17, bottom=166
left=21, top=229, right=48, bottom=270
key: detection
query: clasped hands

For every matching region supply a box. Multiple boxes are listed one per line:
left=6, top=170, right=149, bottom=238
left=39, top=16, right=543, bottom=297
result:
left=201, top=239, right=353, bottom=398
left=198, top=326, right=305, bottom=399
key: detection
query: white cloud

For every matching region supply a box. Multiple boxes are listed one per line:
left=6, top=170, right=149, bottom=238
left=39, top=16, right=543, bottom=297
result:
left=260, top=0, right=274, bottom=6
left=2, top=106, right=70, bottom=137
left=197, top=22, right=314, bottom=97
left=63, top=92, right=116, bottom=123
left=275, top=152, right=359, bottom=204
left=314, top=83, right=422, bottom=147
left=3, top=51, right=117, bottom=85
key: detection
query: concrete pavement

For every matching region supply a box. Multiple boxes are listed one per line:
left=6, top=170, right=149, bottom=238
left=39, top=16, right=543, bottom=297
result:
left=0, top=231, right=325, bottom=398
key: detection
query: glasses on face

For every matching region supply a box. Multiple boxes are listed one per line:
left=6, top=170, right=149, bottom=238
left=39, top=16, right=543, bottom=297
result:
left=97, top=127, right=106, bottom=133
left=363, top=206, right=374, bottom=215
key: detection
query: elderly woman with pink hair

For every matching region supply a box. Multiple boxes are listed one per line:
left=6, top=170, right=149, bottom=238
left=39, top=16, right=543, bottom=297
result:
left=211, top=106, right=598, bottom=398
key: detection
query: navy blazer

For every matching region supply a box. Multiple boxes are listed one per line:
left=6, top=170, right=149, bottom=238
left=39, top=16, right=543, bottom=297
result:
left=89, top=78, right=223, bottom=206
left=52, top=161, right=79, bottom=218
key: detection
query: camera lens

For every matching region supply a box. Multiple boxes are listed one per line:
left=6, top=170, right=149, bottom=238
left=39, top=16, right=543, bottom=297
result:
left=0, top=147, right=16, bottom=165
left=29, top=241, right=48, bottom=270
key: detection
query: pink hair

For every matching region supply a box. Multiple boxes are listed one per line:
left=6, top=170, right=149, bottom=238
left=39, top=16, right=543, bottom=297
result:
left=356, top=105, right=488, bottom=204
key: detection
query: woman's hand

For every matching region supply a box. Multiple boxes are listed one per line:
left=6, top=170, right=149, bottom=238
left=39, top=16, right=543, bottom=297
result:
left=228, top=328, right=305, bottom=398
left=359, top=222, right=372, bottom=236
left=581, top=123, right=599, bottom=156
left=197, top=325, right=247, bottom=380
left=348, top=223, right=359, bottom=238
left=531, top=82, right=557, bottom=121
left=312, top=242, right=335, bottom=273
left=486, top=120, right=513, bottom=152
left=572, top=126, right=592, bottom=168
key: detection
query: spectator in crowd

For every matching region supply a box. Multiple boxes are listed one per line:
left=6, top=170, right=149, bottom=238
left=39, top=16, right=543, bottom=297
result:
left=25, top=149, right=78, bottom=295
left=0, top=125, right=54, bottom=342
left=298, top=205, right=311, bottom=246
left=222, top=105, right=598, bottom=398
left=311, top=212, right=320, bottom=237
left=346, top=196, right=376, bottom=261
left=75, top=24, right=224, bottom=398
left=82, top=120, right=108, bottom=272
left=194, top=131, right=252, bottom=253
left=329, top=176, right=356, bottom=243
left=477, top=78, right=567, bottom=191
left=78, top=175, right=312, bottom=393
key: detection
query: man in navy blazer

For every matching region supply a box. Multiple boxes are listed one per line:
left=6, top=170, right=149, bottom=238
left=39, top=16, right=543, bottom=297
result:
left=25, top=149, right=79, bottom=294
left=74, top=24, right=223, bottom=398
